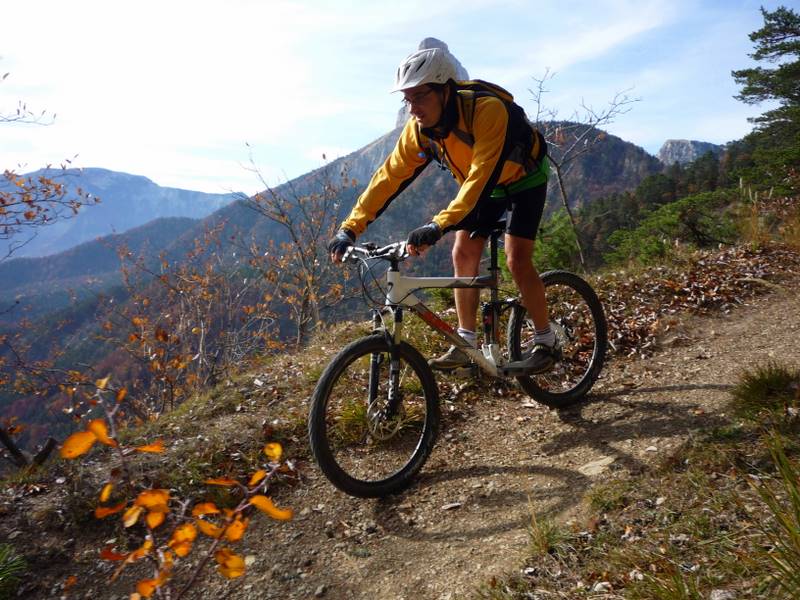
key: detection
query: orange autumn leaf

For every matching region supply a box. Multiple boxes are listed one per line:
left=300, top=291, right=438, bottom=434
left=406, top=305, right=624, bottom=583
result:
left=203, top=477, right=238, bottom=487
left=263, top=442, right=283, bottom=462
left=248, top=469, right=267, bottom=487
left=191, top=502, right=220, bottom=517
left=136, top=569, right=169, bottom=599
left=170, top=540, right=193, bottom=557
left=134, top=489, right=170, bottom=509
left=95, top=375, right=110, bottom=390
left=95, top=502, right=127, bottom=519
left=133, top=440, right=165, bottom=453
left=169, top=523, right=196, bottom=557
left=163, top=550, right=175, bottom=569
left=128, top=538, right=154, bottom=561
left=99, top=546, right=129, bottom=561
left=249, top=495, right=293, bottom=521
left=99, top=482, right=113, bottom=503
left=137, top=579, right=158, bottom=598
left=170, top=522, right=197, bottom=543
left=116, top=387, right=128, bottom=402
left=123, top=505, right=144, bottom=528
left=60, top=430, right=97, bottom=459
left=64, top=575, right=77, bottom=590
left=225, top=517, right=249, bottom=542
left=87, top=419, right=117, bottom=447
left=146, top=510, right=166, bottom=529
left=196, top=519, right=224, bottom=538
left=215, top=547, right=245, bottom=579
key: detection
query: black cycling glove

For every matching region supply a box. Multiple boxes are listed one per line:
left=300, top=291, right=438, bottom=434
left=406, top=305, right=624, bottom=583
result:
left=407, top=222, right=442, bottom=248
left=328, top=229, right=355, bottom=260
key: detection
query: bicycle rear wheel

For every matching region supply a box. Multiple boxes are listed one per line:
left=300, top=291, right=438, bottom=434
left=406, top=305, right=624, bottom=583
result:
left=308, top=334, right=440, bottom=498
left=507, top=270, right=607, bottom=408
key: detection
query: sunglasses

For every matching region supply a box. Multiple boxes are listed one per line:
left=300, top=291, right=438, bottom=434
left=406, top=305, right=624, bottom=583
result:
left=402, top=88, right=436, bottom=107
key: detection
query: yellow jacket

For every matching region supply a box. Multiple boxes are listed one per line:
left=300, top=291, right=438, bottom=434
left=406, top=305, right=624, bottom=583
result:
left=341, top=92, right=546, bottom=236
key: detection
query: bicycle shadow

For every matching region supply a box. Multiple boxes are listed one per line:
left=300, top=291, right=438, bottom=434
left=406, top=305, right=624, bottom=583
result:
left=371, top=462, right=588, bottom=543
left=544, top=382, right=733, bottom=471
left=372, top=381, right=732, bottom=543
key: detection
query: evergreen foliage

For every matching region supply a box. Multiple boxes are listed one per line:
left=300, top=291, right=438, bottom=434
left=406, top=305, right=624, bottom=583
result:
left=731, top=6, right=800, bottom=193
left=604, top=191, right=737, bottom=266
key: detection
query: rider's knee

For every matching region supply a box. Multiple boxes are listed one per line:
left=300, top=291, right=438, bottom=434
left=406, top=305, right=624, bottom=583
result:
left=505, top=248, right=536, bottom=280
left=451, top=239, right=481, bottom=269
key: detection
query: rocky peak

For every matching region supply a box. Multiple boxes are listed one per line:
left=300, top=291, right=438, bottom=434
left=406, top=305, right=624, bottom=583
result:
left=395, top=38, right=470, bottom=128
left=657, top=139, right=724, bottom=166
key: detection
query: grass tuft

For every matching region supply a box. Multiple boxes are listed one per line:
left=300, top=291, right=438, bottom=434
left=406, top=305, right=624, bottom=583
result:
left=731, top=361, right=800, bottom=421
left=752, top=434, right=800, bottom=597
left=0, top=543, right=26, bottom=600
left=527, top=509, right=571, bottom=559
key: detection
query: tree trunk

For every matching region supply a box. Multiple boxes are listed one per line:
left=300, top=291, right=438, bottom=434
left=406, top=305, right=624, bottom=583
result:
left=0, top=426, right=29, bottom=467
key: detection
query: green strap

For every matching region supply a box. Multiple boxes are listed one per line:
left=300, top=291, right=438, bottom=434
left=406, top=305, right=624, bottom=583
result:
left=490, top=157, right=550, bottom=199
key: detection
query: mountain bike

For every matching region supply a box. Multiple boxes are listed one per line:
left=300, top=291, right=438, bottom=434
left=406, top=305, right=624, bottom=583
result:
left=308, top=220, right=607, bottom=497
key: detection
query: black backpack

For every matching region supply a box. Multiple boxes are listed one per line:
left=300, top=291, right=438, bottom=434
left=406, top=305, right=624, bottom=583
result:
left=421, top=79, right=547, bottom=173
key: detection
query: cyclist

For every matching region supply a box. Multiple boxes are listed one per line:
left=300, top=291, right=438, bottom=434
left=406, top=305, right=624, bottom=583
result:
left=329, top=47, right=556, bottom=373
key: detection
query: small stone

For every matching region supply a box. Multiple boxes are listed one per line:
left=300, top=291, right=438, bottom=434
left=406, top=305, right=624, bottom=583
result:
left=592, top=581, right=612, bottom=592
left=710, top=591, right=736, bottom=600
left=578, top=456, right=615, bottom=476
left=655, top=497, right=666, bottom=506
left=645, top=446, right=658, bottom=452
left=441, top=502, right=462, bottom=511
left=315, top=585, right=327, bottom=598
left=628, top=569, right=644, bottom=581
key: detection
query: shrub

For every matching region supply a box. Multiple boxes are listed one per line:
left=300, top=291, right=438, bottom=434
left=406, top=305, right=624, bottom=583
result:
left=605, top=191, right=738, bottom=266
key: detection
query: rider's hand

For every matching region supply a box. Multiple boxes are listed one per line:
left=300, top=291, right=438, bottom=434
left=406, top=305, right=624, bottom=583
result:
left=328, top=229, right=355, bottom=262
left=406, top=222, right=441, bottom=256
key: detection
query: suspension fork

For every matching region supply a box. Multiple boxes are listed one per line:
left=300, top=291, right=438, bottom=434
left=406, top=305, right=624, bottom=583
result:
left=367, top=307, right=403, bottom=418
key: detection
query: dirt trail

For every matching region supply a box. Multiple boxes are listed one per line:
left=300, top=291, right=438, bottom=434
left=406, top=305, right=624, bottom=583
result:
left=205, top=285, right=800, bottom=600
left=4, top=281, right=799, bottom=600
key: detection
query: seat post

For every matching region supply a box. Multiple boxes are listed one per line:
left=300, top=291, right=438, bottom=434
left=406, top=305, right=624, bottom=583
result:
left=489, top=229, right=501, bottom=304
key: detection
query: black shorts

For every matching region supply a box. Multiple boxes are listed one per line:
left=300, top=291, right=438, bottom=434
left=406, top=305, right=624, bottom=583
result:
left=448, top=182, right=547, bottom=241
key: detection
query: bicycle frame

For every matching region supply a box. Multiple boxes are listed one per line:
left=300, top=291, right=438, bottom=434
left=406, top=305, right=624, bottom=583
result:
left=368, top=232, right=510, bottom=378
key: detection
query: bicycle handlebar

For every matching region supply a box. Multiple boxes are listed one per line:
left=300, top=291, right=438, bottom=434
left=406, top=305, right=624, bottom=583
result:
left=342, top=241, right=408, bottom=263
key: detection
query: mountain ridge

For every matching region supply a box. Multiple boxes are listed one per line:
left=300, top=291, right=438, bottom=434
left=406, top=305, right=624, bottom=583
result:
left=2, top=167, right=236, bottom=259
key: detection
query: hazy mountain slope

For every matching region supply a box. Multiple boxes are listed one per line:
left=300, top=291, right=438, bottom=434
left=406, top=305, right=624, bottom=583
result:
left=2, top=168, right=235, bottom=258
left=0, top=217, right=199, bottom=323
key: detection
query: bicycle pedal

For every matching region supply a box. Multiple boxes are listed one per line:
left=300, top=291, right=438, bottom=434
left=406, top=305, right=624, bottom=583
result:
left=501, top=360, right=554, bottom=377
left=451, top=364, right=478, bottom=378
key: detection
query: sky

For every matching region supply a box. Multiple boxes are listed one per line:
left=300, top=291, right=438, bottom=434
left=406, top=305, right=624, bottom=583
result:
left=0, top=0, right=789, bottom=195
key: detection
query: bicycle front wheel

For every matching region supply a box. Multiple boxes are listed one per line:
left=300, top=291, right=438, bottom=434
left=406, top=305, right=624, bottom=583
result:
left=507, top=270, right=607, bottom=408
left=308, top=334, right=440, bottom=498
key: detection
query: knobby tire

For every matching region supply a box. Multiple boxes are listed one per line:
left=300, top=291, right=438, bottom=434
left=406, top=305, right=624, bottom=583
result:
left=308, top=334, right=440, bottom=498
left=507, top=270, right=607, bottom=408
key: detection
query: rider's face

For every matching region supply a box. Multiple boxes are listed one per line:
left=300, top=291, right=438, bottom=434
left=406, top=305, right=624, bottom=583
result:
left=403, top=85, right=446, bottom=128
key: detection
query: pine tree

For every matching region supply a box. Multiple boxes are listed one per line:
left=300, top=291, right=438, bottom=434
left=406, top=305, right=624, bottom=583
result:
left=732, top=6, right=800, bottom=190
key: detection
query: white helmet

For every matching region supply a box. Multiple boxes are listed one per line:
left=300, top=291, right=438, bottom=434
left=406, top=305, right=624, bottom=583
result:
left=391, top=47, right=457, bottom=93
